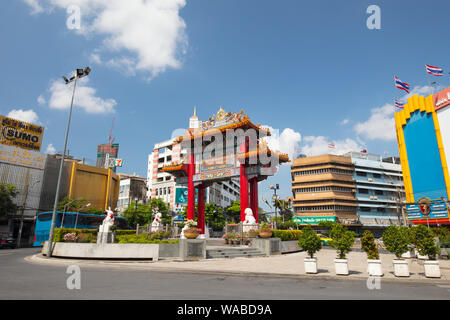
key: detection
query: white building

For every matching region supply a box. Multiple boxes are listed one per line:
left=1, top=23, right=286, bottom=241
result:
left=147, top=109, right=240, bottom=213
left=117, top=173, right=147, bottom=213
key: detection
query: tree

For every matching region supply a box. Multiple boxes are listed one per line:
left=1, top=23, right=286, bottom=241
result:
left=57, top=197, right=89, bottom=212
left=0, top=183, right=18, bottom=217
left=274, top=199, right=293, bottom=222
left=298, top=225, right=322, bottom=258
left=225, top=201, right=241, bottom=223
left=122, top=201, right=158, bottom=228
left=382, top=225, right=410, bottom=259
left=204, top=203, right=225, bottom=231
left=329, top=224, right=356, bottom=259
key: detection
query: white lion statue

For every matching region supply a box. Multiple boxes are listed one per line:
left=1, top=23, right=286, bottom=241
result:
left=151, top=210, right=163, bottom=233
left=243, top=208, right=256, bottom=224
left=99, top=207, right=115, bottom=233
left=243, top=208, right=257, bottom=233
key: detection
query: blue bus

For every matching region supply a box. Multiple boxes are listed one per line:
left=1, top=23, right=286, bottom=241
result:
left=33, top=211, right=130, bottom=247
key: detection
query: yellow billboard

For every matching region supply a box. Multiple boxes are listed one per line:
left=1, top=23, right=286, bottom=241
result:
left=0, top=115, right=44, bottom=151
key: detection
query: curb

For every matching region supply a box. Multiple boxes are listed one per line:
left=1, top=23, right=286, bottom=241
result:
left=25, top=254, right=450, bottom=285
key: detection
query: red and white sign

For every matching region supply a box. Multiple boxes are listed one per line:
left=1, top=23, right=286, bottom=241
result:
left=434, top=87, right=450, bottom=111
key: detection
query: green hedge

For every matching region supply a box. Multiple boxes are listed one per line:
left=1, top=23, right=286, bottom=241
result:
left=273, top=230, right=302, bottom=241
left=116, top=233, right=178, bottom=244
left=53, top=228, right=136, bottom=242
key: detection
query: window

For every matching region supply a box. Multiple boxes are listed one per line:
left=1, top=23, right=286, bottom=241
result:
left=375, top=190, right=384, bottom=195
left=358, top=188, right=369, bottom=194
left=377, top=208, right=386, bottom=212
left=373, top=173, right=381, bottom=178
left=360, top=207, right=371, bottom=212
left=356, top=171, right=367, bottom=177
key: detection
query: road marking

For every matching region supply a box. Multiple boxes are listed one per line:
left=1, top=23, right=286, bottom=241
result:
left=436, top=284, right=450, bottom=289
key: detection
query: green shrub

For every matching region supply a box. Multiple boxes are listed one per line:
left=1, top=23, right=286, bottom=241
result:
left=382, top=225, right=410, bottom=258
left=329, top=224, right=356, bottom=259
left=298, top=225, right=322, bottom=258
left=431, top=227, right=449, bottom=242
left=361, top=230, right=379, bottom=260
left=273, top=230, right=302, bottom=241
left=410, top=225, right=440, bottom=260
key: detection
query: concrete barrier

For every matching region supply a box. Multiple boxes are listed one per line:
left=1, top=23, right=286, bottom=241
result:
left=280, top=240, right=302, bottom=254
left=251, top=238, right=281, bottom=256
left=42, top=242, right=159, bottom=260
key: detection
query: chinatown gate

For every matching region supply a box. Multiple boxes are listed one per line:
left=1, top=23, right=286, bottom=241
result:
left=162, top=107, right=289, bottom=236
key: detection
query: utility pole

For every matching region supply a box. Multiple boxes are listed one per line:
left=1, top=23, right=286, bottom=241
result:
left=16, top=169, right=30, bottom=248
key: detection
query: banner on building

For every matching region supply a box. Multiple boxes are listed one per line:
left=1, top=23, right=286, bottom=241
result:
left=0, top=115, right=44, bottom=152
left=0, top=144, right=46, bottom=169
left=175, top=187, right=198, bottom=204
left=293, top=216, right=336, bottom=224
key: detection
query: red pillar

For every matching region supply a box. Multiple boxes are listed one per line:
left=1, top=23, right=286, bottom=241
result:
left=187, top=152, right=195, bottom=221
left=250, top=178, right=259, bottom=223
left=240, top=141, right=249, bottom=222
left=197, top=184, right=205, bottom=234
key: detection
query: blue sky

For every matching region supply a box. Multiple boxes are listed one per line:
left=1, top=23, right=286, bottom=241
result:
left=1, top=0, right=450, bottom=204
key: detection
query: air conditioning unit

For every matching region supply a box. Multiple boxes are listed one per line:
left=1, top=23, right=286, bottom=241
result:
left=368, top=178, right=374, bottom=182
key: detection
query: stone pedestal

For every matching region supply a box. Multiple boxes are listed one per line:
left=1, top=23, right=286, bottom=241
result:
left=179, top=239, right=206, bottom=261
left=251, top=238, right=281, bottom=256
left=97, top=232, right=115, bottom=244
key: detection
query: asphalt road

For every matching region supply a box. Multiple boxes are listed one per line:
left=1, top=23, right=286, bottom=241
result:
left=1, top=248, right=449, bottom=301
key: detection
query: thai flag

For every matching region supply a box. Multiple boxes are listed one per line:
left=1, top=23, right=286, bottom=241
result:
left=328, top=142, right=335, bottom=148
left=394, top=76, right=410, bottom=93
left=394, top=100, right=404, bottom=109
left=426, top=64, right=444, bottom=76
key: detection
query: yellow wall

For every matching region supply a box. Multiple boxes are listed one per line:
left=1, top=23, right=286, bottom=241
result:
left=68, top=162, right=120, bottom=210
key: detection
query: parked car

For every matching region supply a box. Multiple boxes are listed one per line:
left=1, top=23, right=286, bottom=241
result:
left=0, top=236, right=16, bottom=249
left=317, top=233, right=332, bottom=246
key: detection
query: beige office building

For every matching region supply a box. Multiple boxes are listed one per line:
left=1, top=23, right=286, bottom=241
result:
left=291, top=154, right=359, bottom=226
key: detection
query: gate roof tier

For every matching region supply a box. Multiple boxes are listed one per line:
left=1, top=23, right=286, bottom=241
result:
left=160, top=162, right=188, bottom=179
left=174, top=114, right=271, bottom=145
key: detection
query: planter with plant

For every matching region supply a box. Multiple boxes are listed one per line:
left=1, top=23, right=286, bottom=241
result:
left=361, top=230, right=383, bottom=276
left=258, top=222, right=273, bottom=238
left=183, top=220, right=200, bottom=239
left=382, top=225, right=411, bottom=277
left=410, top=225, right=441, bottom=278
left=329, top=224, right=355, bottom=275
left=297, top=225, right=322, bottom=274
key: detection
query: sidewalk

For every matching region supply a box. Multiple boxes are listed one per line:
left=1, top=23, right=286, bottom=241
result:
left=27, top=247, right=450, bottom=284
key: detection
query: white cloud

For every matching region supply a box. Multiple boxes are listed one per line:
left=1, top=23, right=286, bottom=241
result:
left=7, top=109, right=40, bottom=124
left=340, top=118, right=349, bottom=125
left=300, top=135, right=364, bottom=156
left=23, top=0, right=44, bottom=14
left=261, top=126, right=302, bottom=161
left=354, top=103, right=395, bottom=141
left=353, top=85, right=437, bottom=141
left=46, top=77, right=116, bottom=114
left=25, top=0, right=188, bottom=80
left=46, top=143, right=56, bottom=154
left=37, top=95, right=46, bottom=105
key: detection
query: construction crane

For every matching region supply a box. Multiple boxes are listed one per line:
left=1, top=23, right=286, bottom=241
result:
left=108, top=117, right=115, bottom=146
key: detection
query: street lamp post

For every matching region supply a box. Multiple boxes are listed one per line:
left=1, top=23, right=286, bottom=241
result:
left=74, top=203, right=90, bottom=229
left=46, top=67, right=91, bottom=258
left=270, top=184, right=280, bottom=229
left=61, top=197, right=83, bottom=229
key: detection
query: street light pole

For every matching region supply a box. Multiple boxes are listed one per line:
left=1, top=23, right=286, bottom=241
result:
left=46, top=67, right=90, bottom=258
left=270, top=184, right=280, bottom=230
